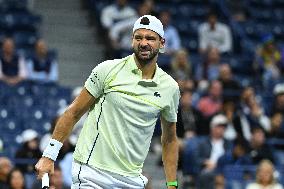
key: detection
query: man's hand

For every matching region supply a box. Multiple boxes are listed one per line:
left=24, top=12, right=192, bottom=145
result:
left=35, top=157, right=54, bottom=179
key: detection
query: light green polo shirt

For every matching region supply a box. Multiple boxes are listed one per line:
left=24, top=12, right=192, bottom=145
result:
left=73, top=54, right=180, bottom=176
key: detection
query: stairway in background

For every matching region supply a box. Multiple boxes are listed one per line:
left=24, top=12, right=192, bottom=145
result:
left=33, top=0, right=105, bottom=87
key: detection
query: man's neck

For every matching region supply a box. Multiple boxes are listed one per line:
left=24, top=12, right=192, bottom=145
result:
left=134, top=56, right=157, bottom=79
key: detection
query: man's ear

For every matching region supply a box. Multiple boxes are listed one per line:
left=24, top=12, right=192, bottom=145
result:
left=160, top=38, right=165, bottom=49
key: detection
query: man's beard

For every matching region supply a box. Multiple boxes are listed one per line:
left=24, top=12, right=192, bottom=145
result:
left=133, top=45, right=159, bottom=64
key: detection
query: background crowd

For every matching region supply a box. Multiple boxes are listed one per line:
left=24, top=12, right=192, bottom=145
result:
left=1, top=0, right=284, bottom=189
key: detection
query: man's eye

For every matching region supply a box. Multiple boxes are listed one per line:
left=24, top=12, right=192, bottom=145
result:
left=147, top=37, right=156, bottom=41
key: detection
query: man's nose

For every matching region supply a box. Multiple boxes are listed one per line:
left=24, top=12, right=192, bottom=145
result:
left=139, top=38, right=148, bottom=46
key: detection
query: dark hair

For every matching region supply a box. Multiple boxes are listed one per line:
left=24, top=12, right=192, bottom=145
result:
left=7, top=168, right=26, bottom=189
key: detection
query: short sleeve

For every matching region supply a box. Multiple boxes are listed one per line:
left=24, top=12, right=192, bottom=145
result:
left=161, top=86, right=180, bottom=122
left=84, top=62, right=108, bottom=98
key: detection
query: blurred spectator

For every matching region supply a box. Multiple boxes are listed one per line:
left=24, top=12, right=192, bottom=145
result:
left=177, top=79, right=195, bottom=92
left=195, top=47, right=221, bottom=82
left=269, top=112, right=284, bottom=138
left=100, top=0, right=136, bottom=30
left=32, top=165, right=68, bottom=189
left=49, top=165, right=69, bottom=189
left=218, top=64, right=242, bottom=102
left=248, top=127, right=275, bottom=164
left=222, top=101, right=237, bottom=141
left=59, top=152, right=73, bottom=187
left=26, top=39, right=58, bottom=83
left=0, top=157, right=12, bottom=188
left=254, top=34, right=282, bottom=86
left=246, top=160, right=283, bottom=189
left=170, top=48, right=191, bottom=80
left=215, top=140, right=253, bottom=188
left=15, top=129, right=41, bottom=189
left=182, top=114, right=232, bottom=188
left=198, top=11, right=232, bottom=54
left=158, top=10, right=181, bottom=55
left=233, top=87, right=271, bottom=141
left=0, top=38, right=27, bottom=86
left=109, top=3, right=151, bottom=52
left=197, top=114, right=232, bottom=189
left=271, top=83, right=284, bottom=116
left=226, top=0, right=249, bottom=22
left=197, top=80, right=223, bottom=135
left=141, top=0, right=158, bottom=17
left=177, top=89, right=203, bottom=139
left=7, top=168, right=26, bottom=189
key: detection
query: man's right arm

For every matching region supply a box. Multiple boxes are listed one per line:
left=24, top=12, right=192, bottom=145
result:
left=35, top=87, right=95, bottom=178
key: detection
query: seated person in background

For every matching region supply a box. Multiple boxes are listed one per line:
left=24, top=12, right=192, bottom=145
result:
left=26, top=39, right=58, bottom=82
left=218, top=64, right=242, bottom=102
left=271, top=83, right=284, bottom=116
left=195, top=47, right=222, bottom=82
left=7, top=168, right=26, bottom=189
left=269, top=112, right=284, bottom=139
left=0, top=38, right=27, bottom=85
left=32, top=165, right=69, bottom=189
left=197, top=80, right=223, bottom=135
left=198, top=10, right=232, bottom=54
left=197, top=114, right=232, bottom=189
left=234, top=86, right=271, bottom=142
left=158, top=10, right=181, bottom=55
left=170, top=48, right=192, bottom=81
left=177, top=89, right=203, bottom=140
left=100, top=0, right=136, bottom=31
left=246, top=159, right=283, bottom=189
left=222, top=101, right=238, bottom=141
left=254, top=34, right=282, bottom=85
left=108, top=3, right=151, bottom=52
left=0, top=157, right=13, bottom=189
left=215, top=139, right=253, bottom=188
left=248, top=127, right=275, bottom=165
left=15, top=129, right=42, bottom=189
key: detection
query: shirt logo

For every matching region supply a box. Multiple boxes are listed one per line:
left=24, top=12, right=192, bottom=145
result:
left=50, top=143, right=54, bottom=146
left=154, top=92, right=161, bottom=97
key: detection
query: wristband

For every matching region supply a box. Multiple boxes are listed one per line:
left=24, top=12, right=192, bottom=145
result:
left=166, top=181, right=178, bottom=188
left=42, top=139, right=63, bottom=161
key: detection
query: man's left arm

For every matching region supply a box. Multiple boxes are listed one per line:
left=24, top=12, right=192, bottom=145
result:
left=161, top=117, right=179, bottom=189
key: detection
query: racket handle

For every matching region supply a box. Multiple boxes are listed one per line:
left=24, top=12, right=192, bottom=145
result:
left=42, top=173, right=49, bottom=189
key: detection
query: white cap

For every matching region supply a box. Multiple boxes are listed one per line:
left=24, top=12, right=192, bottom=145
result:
left=133, top=15, right=164, bottom=38
left=273, top=83, right=284, bottom=95
left=210, top=114, right=228, bottom=129
left=21, top=129, right=38, bottom=143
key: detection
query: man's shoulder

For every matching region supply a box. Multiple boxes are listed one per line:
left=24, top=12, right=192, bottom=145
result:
left=157, top=67, right=179, bottom=89
left=216, top=22, right=230, bottom=31
left=95, top=56, right=129, bottom=72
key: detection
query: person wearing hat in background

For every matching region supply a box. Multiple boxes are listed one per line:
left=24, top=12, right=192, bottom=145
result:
left=15, top=129, right=41, bottom=189
left=195, top=114, right=232, bottom=189
left=35, top=14, right=180, bottom=189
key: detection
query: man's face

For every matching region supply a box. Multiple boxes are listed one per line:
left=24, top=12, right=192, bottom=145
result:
left=2, top=39, right=14, bottom=55
left=132, top=29, right=164, bottom=64
left=208, top=15, right=217, bottom=28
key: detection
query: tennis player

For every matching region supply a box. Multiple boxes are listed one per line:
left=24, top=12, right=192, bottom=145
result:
left=35, top=15, right=180, bottom=189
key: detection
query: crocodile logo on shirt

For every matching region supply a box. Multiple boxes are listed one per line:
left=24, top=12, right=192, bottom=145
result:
left=154, top=92, right=161, bottom=97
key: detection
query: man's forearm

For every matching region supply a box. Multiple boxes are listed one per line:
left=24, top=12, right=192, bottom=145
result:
left=51, top=109, right=81, bottom=142
left=161, top=135, right=179, bottom=183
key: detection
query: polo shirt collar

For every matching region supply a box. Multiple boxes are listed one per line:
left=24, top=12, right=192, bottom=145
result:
left=127, top=54, right=160, bottom=85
